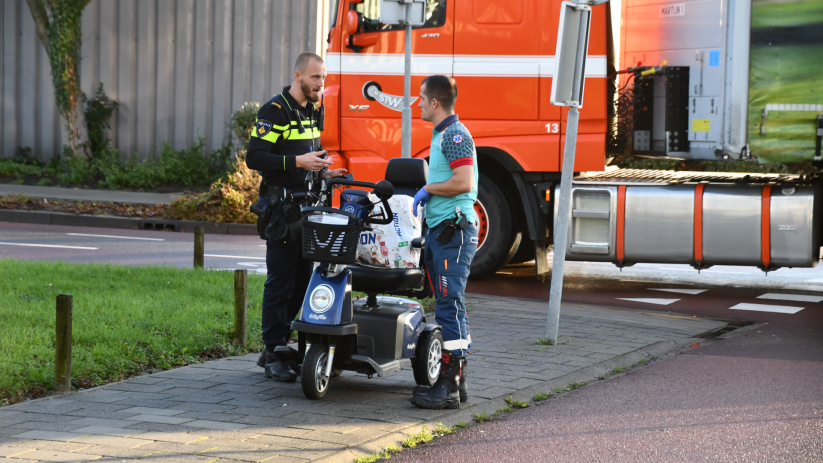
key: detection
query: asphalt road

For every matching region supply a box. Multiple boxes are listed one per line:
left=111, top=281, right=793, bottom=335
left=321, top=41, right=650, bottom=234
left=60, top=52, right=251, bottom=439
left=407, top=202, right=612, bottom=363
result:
left=2, top=222, right=822, bottom=461
left=0, top=222, right=268, bottom=273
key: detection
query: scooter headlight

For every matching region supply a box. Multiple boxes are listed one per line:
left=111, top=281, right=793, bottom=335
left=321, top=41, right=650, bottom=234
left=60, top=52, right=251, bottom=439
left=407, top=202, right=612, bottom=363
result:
left=310, top=285, right=335, bottom=313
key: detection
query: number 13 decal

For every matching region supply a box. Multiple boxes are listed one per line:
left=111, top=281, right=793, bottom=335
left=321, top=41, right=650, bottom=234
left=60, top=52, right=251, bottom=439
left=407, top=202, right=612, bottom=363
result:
left=545, top=123, right=559, bottom=134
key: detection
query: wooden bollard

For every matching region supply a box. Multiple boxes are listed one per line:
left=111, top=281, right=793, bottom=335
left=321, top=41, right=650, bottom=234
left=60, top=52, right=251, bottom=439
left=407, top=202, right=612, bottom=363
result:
left=233, top=269, right=248, bottom=348
left=194, top=226, right=204, bottom=268
left=55, top=294, right=72, bottom=393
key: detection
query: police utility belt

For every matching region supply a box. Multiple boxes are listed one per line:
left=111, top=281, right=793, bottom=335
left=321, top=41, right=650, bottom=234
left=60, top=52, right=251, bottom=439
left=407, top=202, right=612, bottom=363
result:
left=434, top=207, right=469, bottom=244
left=250, top=182, right=306, bottom=244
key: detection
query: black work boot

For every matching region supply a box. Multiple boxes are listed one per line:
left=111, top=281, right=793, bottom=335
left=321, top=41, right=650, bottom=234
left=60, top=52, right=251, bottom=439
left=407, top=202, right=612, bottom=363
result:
left=257, top=350, right=273, bottom=368
left=265, top=359, right=297, bottom=382
left=413, top=357, right=468, bottom=402
left=411, top=352, right=463, bottom=409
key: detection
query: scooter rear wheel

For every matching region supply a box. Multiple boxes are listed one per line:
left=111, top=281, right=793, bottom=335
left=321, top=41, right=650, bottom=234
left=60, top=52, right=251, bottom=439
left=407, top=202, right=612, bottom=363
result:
left=302, top=344, right=330, bottom=400
left=413, top=329, right=443, bottom=386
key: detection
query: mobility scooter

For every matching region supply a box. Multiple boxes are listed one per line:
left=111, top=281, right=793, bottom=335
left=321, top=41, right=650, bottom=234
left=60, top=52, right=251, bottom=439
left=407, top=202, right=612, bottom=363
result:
left=275, top=158, right=442, bottom=399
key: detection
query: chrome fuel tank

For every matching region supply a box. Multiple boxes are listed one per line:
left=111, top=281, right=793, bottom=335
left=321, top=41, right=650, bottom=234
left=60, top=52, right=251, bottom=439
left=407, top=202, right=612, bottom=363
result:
left=556, top=179, right=821, bottom=269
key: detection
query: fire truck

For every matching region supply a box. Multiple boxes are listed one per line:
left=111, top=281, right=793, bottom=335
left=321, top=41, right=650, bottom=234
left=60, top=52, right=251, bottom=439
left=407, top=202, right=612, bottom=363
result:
left=320, top=0, right=822, bottom=278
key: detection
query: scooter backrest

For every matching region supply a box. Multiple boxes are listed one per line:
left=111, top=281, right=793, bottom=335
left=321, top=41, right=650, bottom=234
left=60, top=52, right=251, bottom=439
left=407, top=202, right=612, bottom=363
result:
left=385, top=158, right=428, bottom=197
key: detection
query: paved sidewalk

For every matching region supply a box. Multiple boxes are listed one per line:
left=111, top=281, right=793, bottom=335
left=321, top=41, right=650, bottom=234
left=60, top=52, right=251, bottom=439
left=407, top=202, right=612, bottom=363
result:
left=0, top=295, right=725, bottom=463
left=0, top=184, right=183, bottom=205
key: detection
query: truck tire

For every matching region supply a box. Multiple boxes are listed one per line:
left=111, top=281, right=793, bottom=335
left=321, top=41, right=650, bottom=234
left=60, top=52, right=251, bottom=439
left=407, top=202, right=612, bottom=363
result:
left=470, top=174, right=517, bottom=279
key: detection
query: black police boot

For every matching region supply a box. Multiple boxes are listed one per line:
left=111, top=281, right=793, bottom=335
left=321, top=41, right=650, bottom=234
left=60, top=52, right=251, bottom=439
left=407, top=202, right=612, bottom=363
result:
left=412, top=357, right=468, bottom=403
left=411, top=352, right=463, bottom=410
left=257, top=350, right=273, bottom=368
left=265, top=359, right=297, bottom=382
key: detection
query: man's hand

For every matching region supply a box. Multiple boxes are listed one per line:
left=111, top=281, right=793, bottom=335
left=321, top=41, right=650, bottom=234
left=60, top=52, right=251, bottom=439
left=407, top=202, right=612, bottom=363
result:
left=413, top=186, right=431, bottom=217
left=321, top=168, right=348, bottom=180
left=296, top=151, right=333, bottom=171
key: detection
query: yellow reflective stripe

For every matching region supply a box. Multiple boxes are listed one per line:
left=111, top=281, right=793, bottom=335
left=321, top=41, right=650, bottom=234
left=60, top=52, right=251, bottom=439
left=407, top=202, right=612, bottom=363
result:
left=283, top=128, right=321, bottom=140
left=272, top=123, right=289, bottom=131
left=290, top=120, right=315, bottom=126
left=260, top=132, right=280, bottom=143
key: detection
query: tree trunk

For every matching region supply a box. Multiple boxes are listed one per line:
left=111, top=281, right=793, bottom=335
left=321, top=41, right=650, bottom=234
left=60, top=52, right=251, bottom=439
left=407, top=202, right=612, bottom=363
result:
left=67, top=100, right=91, bottom=159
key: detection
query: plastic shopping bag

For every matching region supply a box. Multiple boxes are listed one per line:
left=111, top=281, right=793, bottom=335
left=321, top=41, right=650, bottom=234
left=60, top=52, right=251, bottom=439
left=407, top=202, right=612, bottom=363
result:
left=356, top=195, right=422, bottom=268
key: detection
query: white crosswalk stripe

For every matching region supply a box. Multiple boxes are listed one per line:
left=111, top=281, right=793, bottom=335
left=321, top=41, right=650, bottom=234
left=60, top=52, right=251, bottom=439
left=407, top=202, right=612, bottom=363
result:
left=729, top=303, right=804, bottom=314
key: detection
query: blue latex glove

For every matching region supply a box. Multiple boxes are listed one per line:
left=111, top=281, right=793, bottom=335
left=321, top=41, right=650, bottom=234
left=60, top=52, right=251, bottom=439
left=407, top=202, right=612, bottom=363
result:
left=413, top=186, right=431, bottom=217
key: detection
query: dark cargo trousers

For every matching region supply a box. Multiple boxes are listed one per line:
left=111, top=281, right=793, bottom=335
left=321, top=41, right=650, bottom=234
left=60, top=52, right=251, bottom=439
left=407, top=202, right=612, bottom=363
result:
left=262, top=240, right=313, bottom=348
left=424, top=222, right=479, bottom=356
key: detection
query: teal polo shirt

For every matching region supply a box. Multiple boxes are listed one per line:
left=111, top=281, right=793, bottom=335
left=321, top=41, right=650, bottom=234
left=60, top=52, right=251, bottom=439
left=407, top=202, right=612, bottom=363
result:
left=425, top=115, right=479, bottom=228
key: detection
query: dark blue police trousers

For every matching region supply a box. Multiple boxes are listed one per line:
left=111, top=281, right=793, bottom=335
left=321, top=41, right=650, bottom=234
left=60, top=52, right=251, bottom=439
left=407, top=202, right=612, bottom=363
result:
left=262, top=240, right=313, bottom=348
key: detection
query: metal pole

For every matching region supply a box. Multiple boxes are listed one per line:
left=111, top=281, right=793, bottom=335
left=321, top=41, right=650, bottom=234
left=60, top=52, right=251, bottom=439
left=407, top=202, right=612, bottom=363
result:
left=546, top=106, right=579, bottom=345
left=233, top=269, right=248, bottom=348
left=401, top=3, right=412, bottom=158
left=55, top=294, right=72, bottom=392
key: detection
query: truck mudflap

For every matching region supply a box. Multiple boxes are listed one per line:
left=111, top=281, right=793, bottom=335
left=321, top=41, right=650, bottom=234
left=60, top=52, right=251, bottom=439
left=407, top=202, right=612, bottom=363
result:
left=556, top=169, right=822, bottom=271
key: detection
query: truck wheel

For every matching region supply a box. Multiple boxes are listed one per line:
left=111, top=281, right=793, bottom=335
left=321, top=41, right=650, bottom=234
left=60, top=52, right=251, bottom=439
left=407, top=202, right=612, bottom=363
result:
left=413, top=329, right=442, bottom=386
left=301, top=344, right=330, bottom=400
left=470, top=174, right=517, bottom=278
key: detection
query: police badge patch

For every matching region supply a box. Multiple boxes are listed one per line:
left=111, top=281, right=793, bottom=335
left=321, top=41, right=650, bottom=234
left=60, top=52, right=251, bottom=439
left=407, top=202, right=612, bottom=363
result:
left=256, top=120, right=273, bottom=137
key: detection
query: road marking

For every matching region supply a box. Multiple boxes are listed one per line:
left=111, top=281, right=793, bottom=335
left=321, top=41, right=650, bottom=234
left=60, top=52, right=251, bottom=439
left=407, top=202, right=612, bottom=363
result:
left=0, top=242, right=98, bottom=250
left=616, top=298, right=679, bottom=306
left=729, top=303, right=804, bottom=314
left=757, top=293, right=823, bottom=303
left=237, top=262, right=266, bottom=267
left=657, top=268, right=752, bottom=274
left=67, top=233, right=165, bottom=241
left=204, top=254, right=266, bottom=260
left=647, top=288, right=707, bottom=295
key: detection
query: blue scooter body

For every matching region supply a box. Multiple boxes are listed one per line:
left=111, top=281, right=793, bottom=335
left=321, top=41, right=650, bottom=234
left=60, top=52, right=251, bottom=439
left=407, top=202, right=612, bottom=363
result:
left=300, top=267, right=352, bottom=325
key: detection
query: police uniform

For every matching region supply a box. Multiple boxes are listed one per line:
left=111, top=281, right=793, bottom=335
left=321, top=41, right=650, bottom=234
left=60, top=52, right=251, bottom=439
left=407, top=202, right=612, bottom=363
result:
left=246, top=87, right=321, bottom=361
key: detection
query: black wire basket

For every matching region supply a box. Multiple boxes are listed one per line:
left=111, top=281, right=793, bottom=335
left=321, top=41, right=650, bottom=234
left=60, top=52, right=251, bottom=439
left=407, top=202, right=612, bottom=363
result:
left=301, top=207, right=361, bottom=264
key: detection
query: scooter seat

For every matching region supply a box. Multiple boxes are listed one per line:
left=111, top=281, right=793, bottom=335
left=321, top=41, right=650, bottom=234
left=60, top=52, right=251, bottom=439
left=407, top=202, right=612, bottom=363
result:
left=349, top=265, right=425, bottom=293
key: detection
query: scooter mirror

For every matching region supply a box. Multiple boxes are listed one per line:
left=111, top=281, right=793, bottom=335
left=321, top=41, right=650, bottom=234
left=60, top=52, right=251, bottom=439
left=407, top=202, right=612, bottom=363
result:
left=373, top=180, right=394, bottom=200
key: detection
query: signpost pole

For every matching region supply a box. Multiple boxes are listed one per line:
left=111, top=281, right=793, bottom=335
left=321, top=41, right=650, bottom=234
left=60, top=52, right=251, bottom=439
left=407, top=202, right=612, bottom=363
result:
left=546, top=106, right=579, bottom=344
left=545, top=0, right=601, bottom=345
left=401, top=3, right=413, bottom=158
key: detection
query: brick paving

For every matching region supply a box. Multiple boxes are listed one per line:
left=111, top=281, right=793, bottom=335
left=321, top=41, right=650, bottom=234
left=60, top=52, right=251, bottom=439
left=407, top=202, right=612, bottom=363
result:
left=0, top=295, right=725, bottom=463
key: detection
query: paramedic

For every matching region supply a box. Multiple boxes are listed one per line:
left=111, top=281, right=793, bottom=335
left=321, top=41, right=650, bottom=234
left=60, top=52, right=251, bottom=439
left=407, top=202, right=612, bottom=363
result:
left=246, top=52, right=346, bottom=382
left=411, top=75, right=479, bottom=409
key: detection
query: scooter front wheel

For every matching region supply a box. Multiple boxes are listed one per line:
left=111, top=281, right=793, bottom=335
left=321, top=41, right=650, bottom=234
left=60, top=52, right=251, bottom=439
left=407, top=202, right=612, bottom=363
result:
left=302, top=344, right=331, bottom=400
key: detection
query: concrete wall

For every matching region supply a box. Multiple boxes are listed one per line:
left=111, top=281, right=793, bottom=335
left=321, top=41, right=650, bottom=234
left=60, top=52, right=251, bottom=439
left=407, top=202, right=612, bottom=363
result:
left=1, top=0, right=331, bottom=160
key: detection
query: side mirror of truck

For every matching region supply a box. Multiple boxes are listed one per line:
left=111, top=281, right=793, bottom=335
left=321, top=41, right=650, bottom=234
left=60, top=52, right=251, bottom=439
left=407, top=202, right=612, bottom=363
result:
left=345, top=10, right=378, bottom=52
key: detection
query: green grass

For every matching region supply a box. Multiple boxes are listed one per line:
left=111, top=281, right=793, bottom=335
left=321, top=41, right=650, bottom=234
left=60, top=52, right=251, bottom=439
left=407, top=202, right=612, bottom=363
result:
left=0, top=259, right=265, bottom=403
left=473, top=411, right=490, bottom=423
left=505, top=396, right=529, bottom=409
left=748, top=44, right=823, bottom=163
left=494, top=405, right=514, bottom=415
left=532, top=392, right=550, bottom=401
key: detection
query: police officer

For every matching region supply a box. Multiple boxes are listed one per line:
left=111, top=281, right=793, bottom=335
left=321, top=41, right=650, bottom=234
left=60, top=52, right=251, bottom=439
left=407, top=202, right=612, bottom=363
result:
left=411, top=75, right=479, bottom=409
left=247, top=52, right=346, bottom=382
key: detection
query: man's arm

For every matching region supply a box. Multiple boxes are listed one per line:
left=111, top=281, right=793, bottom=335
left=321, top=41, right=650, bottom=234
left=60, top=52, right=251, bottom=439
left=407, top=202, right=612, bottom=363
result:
left=422, top=165, right=474, bottom=197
